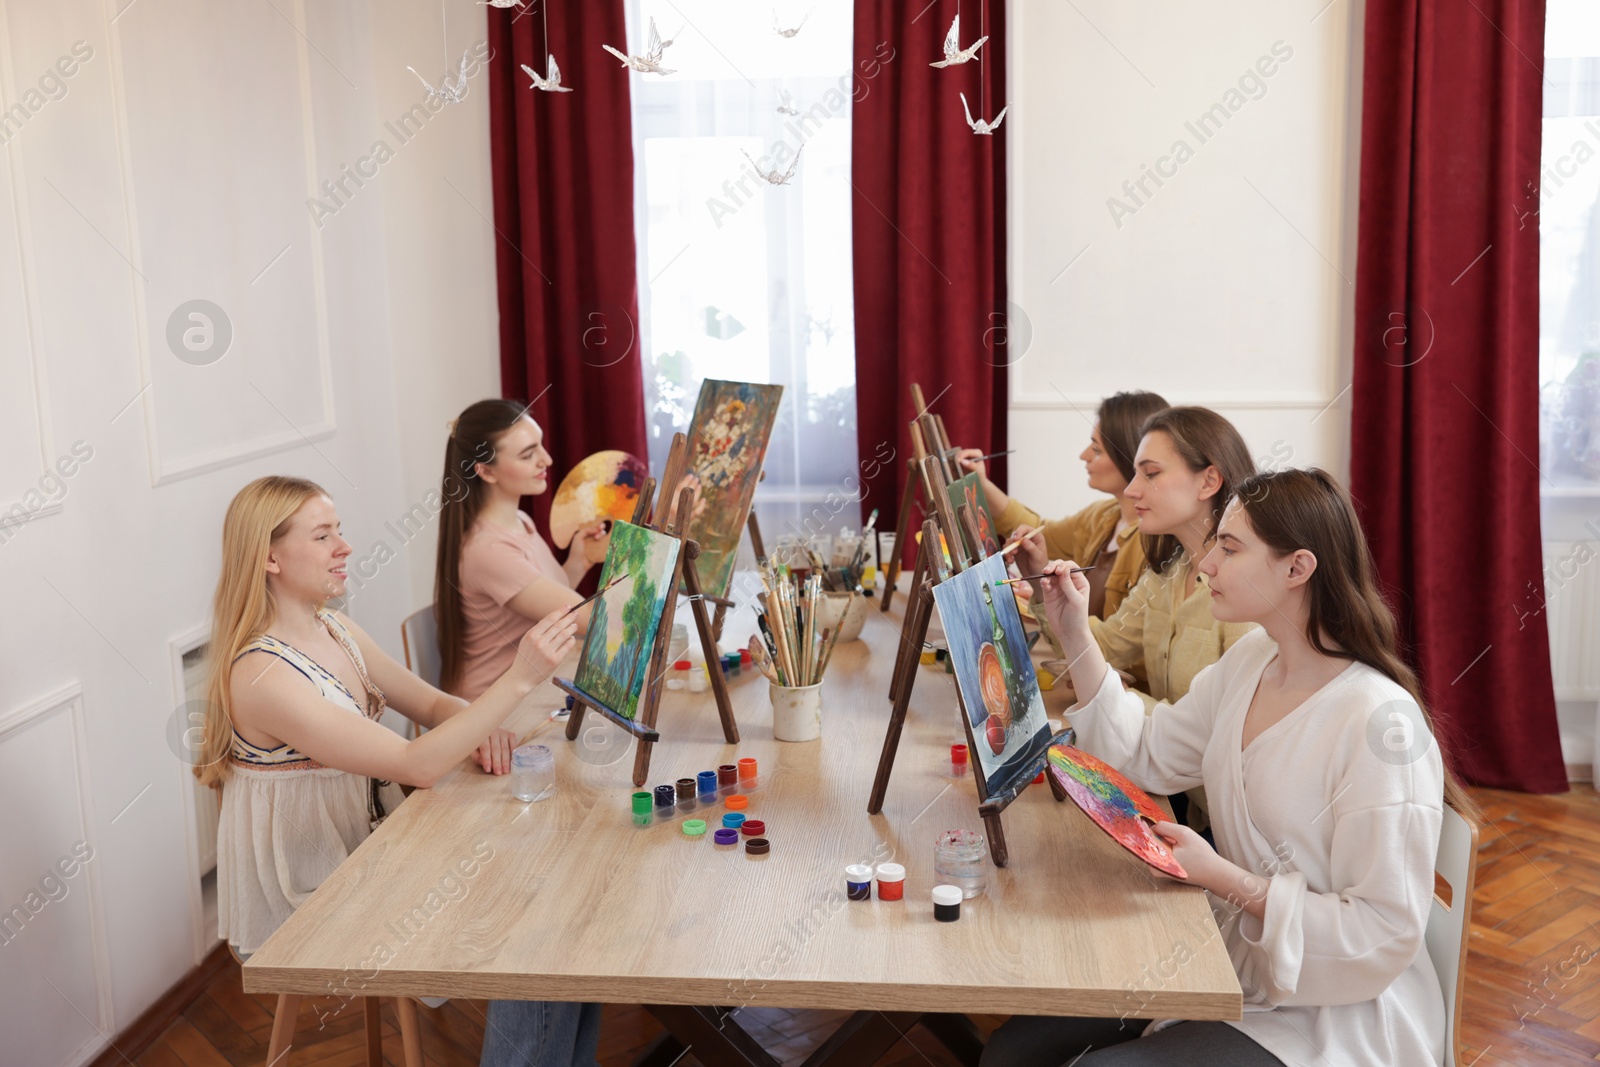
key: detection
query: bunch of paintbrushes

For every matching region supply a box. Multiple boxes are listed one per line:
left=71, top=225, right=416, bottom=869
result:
left=810, top=508, right=878, bottom=593
left=748, top=563, right=845, bottom=687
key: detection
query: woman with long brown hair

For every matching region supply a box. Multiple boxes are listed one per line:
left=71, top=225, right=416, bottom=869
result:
left=957, top=390, right=1169, bottom=619
left=201, top=476, right=577, bottom=958
left=983, top=468, right=1468, bottom=1066
left=434, top=399, right=606, bottom=700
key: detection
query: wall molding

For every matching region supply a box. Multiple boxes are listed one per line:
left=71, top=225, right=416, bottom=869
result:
left=167, top=620, right=218, bottom=966
left=0, top=682, right=115, bottom=1065
left=107, top=0, right=338, bottom=487
left=0, top=0, right=63, bottom=523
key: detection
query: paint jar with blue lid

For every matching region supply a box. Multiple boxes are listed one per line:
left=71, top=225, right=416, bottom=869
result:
left=845, top=864, right=872, bottom=901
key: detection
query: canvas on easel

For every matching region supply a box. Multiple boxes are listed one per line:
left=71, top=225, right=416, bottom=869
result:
left=557, top=433, right=743, bottom=787
left=680, top=379, right=783, bottom=600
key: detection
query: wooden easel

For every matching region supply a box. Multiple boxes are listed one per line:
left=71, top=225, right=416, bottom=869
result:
left=557, top=433, right=741, bottom=788
left=706, top=511, right=768, bottom=643
left=869, top=451, right=1072, bottom=868
left=880, top=383, right=963, bottom=612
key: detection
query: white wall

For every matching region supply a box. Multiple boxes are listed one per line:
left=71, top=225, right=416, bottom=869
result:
left=0, top=1, right=498, bottom=1063
left=1006, top=0, right=1363, bottom=518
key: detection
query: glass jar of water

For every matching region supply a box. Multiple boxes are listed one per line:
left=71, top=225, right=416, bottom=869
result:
left=934, top=829, right=987, bottom=898
left=510, top=744, right=555, bottom=803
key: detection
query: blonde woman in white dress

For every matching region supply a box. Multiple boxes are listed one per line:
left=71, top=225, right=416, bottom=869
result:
left=983, top=468, right=1477, bottom=1067
left=196, top=475, right=577, bottom=958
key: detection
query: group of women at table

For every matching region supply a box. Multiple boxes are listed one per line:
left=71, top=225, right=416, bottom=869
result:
left=197, top=391, right=1468, bottom=1067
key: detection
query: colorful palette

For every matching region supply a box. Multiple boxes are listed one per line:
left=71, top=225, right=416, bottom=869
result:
left=549, top=450, right=649, bottom=551
left=1047, top=744, right=1187, bottom=879
left=573, top=521, right=681, bottom=720
left=932, top=553, right=1052, bottom=795
left=684, top=380, right=784, bottom=598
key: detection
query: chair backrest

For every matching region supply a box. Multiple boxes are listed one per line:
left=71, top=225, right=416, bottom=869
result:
left=1425, top=803, right=1479, bottom=1067
left=401, top=605, right=441, bottom=690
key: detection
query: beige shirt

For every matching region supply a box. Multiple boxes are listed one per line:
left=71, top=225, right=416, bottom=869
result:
left=455, top=512, right=570, bottom=700
left=1090, top=560, right=1257, bottom=709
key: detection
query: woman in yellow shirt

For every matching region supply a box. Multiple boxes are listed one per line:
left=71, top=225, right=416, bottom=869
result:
left=957, top=390, right=1168, bottom=619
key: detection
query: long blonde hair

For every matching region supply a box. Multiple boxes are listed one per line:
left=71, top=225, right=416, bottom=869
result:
left=195, top=476, right=328, bottom=787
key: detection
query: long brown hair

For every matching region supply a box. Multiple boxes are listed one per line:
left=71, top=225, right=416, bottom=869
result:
left=1234, top=468, right=1478, bottom=821
left=1096, top=390, right=1169, bottom=484
left=197, top=476, right=328, bottom=787
left=1137, top=406, right=1256, bottom=572
left=434, top=399, right=530, bottom=693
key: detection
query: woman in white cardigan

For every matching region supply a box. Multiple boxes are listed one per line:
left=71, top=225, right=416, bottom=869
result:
left=983, top=468, right=1477, bottom=1067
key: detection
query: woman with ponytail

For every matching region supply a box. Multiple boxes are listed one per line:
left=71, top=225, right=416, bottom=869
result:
left=983, top=468, right=1470, bottom=1067
left=435, top=399, right=606, bottom=700
left=202, top=476, right=578, bottom=959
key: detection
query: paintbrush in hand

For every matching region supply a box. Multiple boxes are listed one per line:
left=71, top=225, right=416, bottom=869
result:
left=995, top=566, right=1094, bottom=586
left=559, top=571, right=629, bottom=617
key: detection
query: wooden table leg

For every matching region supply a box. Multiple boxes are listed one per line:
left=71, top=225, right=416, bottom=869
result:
left=796, top=1010, right=925, bottom=1067
left=918, top=1012, right=986, bottom=1066
left=361, top=997, right=382, bottom=1067
left=643, top=1005, right=782, bottom=1067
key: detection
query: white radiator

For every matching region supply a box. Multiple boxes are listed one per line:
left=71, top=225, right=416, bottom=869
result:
left=182, top=647, right=219, bottom=874
left=1543, top=540, right=1600, bottom=701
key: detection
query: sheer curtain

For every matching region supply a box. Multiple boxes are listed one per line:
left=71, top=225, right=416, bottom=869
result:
left=1541, top=1, right=1600, bottom=505
left=625, top=0, right=860, bottom=553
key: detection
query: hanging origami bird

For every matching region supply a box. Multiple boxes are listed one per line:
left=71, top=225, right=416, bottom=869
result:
left=960, top=92, right=1009, bottom=134
left=930, top=14, right=988, bottom=68
left=479, top=0, right=526, bottom=8
left=773, top=7, right=812, bottom=38
left=742, top=145, right=803, bottom=185
left=603, top=17, right=677, bottom=75
left=521, top=55, right=573, bottom=92
left=407, top=51, right=472, bottom=104
left=776, top=89, right=801, bottom=116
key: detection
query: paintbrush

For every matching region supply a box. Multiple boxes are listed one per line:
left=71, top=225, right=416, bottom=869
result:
left=755, top=610, right=789, bottom=686
left=814, top=622, right=843, bottom=683
left=999, top=538, right=1025, bottom=558
left=558, top=572, right=629, bottom=618
left=747, top=639, right=780, bottom=684
left=995, top=567, right=1094, bottom=586
left=970, top=449, right=1014, bottom=463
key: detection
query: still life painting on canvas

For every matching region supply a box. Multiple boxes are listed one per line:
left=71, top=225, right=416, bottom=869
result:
left=684, top=380, right=783, bottom=597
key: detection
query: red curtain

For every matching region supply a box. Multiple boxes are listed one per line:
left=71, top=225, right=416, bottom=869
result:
left=1351, top=0, right=1566, bottom=791
left=851, top=2, right=1010, bottom=561
left=487, top=2, right=648, bottom=544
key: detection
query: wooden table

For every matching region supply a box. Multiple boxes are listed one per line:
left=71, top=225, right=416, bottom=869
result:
left=245, top=582, right=1241, bottom=1065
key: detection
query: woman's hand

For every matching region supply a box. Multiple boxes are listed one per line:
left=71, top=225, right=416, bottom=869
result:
left=566, top=521, right=610, bottom=577
left=508, top=608, right=580, bottom=690
left=1007, top=524, right=1048, bottom=576
left=1039, top=559, right=1093, bottom=651
left=1149, top=821, right=1267, bottom=918
left=955, top=448, right=987, bottom=477
left=474, top=727, right=517, bottom=775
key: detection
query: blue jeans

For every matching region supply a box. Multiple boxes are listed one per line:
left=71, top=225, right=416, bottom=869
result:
left=479, top=999, right=602, bottom=1067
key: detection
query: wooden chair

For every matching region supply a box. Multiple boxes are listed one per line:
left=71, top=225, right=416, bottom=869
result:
left=1425, top=803, right=1479, bottom=1067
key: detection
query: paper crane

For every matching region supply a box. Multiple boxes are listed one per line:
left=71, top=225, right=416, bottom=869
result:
left=960, top=92, right=1008, bottom=134
left=521, top=56, right=573, bottom=92
left=407, top=51, right=472, bottom=104
left=742, top=145, right=803, bottom=185
left=602, top=16, right=677, bottom=75
left=930, top=14, right=988, bottom=68
left=479, top=0, right=526, bottom=8
left=773, top=7, right=812, bottom=38
left=776, top=89, right=800, bottom=116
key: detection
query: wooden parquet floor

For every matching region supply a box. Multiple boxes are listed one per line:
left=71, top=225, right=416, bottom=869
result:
left=128, top=785, right=1599, bottom=1067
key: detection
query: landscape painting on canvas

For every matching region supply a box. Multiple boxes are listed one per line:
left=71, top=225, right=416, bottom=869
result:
left=574, top=521, right=681, bottom=720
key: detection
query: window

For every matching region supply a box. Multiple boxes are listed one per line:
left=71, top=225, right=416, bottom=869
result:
left=626, top=0, right=860, bottom=543
left=1540, top=0, right=1600, bottom=521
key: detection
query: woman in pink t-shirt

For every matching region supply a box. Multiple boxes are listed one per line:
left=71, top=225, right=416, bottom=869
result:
left=433, top=399, right=607, bottom=701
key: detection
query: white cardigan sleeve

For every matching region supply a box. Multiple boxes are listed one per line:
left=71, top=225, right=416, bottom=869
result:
left=1233, top=759, right=1444, bottom=1006
left=1063, top=643, right=1231, bottom=796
